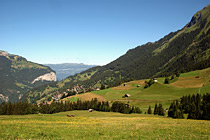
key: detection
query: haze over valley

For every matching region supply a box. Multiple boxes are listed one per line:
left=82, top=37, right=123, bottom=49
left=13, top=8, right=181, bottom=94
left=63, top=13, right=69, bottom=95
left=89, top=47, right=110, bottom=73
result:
left=45, top=63, right=97, bottom=80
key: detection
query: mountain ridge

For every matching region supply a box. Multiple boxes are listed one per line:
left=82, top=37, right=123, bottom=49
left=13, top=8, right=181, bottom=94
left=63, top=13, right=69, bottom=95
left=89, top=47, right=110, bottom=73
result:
left=0, top=51, right=56, bottom=103
left=24, top=5, right=210, bottom=103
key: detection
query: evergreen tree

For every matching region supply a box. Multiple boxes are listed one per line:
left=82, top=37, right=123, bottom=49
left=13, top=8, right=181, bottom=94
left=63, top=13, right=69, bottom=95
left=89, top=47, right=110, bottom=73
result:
left=168, top=102, right=175, bottom=118
left=61, top=94, right=66, bottom=99
left=188, top=103, right=197, bottom=119
left=164, top=77, right=170, bottom=84
left=147, top=106, right=152, bottom=114
left=158, top=104, right=165, bottom=116
left=168, top=101, right=183, bottom=119
left=170, top=75, right=175, bottom=80
left=154, top=103, right=158, bottom=115
left=135, top=107, right=142, bottom=114
left=144, top=83, right=149, bottom=89
left=148, top=79, right=154, bottom=86
left=175, top=72, right=180, bottom=77
left=101, top=84, right=106, bottom=90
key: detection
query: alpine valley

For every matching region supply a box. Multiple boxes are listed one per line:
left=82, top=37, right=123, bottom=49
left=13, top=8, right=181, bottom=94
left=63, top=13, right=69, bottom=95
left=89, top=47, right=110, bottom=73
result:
left=45, top=63, right=97, bottom=80
left=24, top=5, right=210, bottom=104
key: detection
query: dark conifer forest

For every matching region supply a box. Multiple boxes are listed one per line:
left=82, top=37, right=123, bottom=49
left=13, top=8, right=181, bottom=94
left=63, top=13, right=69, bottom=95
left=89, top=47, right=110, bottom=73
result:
left=0, top=98, right=142, bottom=115
left=168, top=93, right=210, bottom=120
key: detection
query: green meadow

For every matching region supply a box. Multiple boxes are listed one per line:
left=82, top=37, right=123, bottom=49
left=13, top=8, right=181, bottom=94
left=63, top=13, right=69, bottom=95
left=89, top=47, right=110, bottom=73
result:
left=1, top=68, right=210, bottom=139
left=0, top=111, right=210, bottom=140
left=65, top=68, right=210, bottom=112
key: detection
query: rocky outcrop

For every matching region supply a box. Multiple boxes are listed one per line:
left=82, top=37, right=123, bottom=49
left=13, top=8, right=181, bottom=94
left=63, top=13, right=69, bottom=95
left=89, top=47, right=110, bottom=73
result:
left=187, top=12, right=202, bottom=28
left=32, top=72, right=56, bottom=84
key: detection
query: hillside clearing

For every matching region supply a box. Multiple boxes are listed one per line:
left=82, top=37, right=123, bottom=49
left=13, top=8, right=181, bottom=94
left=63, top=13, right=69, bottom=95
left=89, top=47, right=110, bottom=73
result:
left=200, top=67, right=210, bottom=85
left=112, top=80, right=145, bottom=90
left=64, top=92, right=106, bottom=102
left=170, top=76, right=203, bottom=88
left=61, top=68, right=210, bottom=112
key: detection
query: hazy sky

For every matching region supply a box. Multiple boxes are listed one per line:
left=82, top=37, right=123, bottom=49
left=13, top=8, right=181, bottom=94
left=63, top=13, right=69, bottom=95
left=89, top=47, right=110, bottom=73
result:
left=0, top=0, right=209, bottom=65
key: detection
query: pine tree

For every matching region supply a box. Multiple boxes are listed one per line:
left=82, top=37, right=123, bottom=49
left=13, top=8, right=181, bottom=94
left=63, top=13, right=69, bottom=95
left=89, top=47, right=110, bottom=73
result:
left=175, top=72, right=180, bottom=77
left=135, top=107, right=142, bottom=114
left=188, top=103, right=196, bottom=119
left=154, top=103, right=158, bottom=115
left=144, top=83, right=149, bottom=89
left=168, top=102, right=175, bottom=118
left=147, top=106, right=152, bottom=114
left=158, top=104, right=165, bottom=116
left=101, top=84, right=105, bottom=90
left=164, top=77, right=170, bottom=84
left=61, top=94, right=66, bottom=99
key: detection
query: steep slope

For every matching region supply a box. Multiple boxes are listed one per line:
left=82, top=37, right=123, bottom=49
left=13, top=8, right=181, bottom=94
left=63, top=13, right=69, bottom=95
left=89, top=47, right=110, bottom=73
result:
left=25, top=5, right=210, bottom=103
left=62, top=5, right=210, bottom=88
left=45, top=63, right=97, bottom=80
left=0, top=51, right=56, bottom=103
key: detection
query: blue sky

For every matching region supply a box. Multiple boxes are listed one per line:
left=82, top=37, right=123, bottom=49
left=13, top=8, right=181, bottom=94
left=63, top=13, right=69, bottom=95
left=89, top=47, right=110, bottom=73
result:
left=0, top=0, right=209, bottom=65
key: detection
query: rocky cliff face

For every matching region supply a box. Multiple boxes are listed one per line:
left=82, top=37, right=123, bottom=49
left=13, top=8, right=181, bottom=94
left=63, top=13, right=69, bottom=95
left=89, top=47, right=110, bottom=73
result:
left=32, top=72, right=56, bottom=84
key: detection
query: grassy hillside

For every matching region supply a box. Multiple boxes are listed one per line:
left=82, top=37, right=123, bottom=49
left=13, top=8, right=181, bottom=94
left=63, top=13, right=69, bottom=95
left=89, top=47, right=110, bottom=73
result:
left=63, top=68, right=210, bottom=112
left=0, top=111, right=209, bottom=139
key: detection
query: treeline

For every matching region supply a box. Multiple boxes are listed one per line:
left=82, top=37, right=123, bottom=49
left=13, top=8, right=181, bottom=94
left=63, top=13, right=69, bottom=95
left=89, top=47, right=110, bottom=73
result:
left=153, top=103, right=165, bottom=116
left=40, top=100, right=142, bottom=114
left=168, top=93, right=210, bottom=120
left=181, top=93, right=210, bottom=120
left=146, top=103, right=165, bottom=116
left=168, top=101, right=184, bottom=119
left=0, top=98, right=142, bottom=115
left=0, top=102, right=38, bottom=115
left=111, top=101, right=142, bottom=114
left=144, top=79, right=155, bottom=89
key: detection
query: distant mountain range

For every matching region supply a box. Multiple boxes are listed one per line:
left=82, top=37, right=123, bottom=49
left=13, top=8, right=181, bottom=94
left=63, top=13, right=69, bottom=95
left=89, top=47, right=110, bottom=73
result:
left=0, top=51, right=56, bottom=103
left=45, top=63, right=97, bottom=80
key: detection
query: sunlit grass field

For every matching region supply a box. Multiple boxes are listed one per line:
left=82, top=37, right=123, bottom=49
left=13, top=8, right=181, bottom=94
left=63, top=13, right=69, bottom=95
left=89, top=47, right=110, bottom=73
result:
left=2, top=69, right=209, bottom=139
left=0, top=111, right=210, bottom=140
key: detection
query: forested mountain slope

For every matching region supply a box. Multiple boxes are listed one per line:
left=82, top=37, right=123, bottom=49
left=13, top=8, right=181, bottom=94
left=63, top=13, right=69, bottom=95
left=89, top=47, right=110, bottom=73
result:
left=0, top=51, right=56, bottom=103
left=60, top=5, right=210, bottom=89
left=25, top=5, right=210, bottom=103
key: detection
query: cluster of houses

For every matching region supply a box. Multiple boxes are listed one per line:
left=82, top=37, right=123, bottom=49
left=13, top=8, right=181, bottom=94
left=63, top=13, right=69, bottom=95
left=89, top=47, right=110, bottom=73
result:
left=0, top=94, right=9, bottom=102
left=38, top=84, right=102, bottom=105
left=38, top=78, right=160, bottom=105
